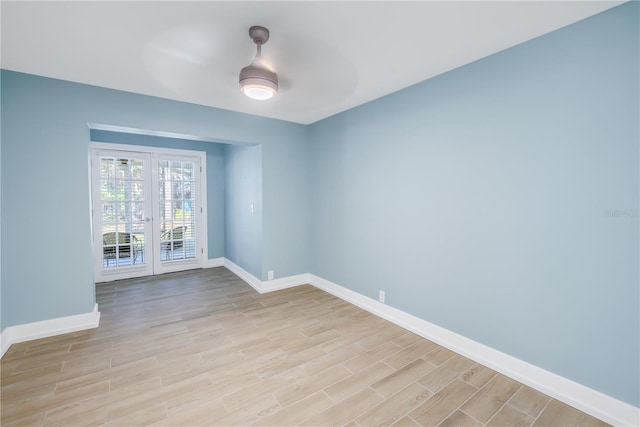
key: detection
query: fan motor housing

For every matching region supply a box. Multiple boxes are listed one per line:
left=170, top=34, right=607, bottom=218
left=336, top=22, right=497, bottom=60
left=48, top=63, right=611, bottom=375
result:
left=249, top=26, right=270, bottom=45
left=239, top=64, right=278, bottom=88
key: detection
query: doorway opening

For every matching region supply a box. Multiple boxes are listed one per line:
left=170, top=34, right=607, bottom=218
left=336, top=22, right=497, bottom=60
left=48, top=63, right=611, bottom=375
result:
left=90, top=143, right=207, bottom=282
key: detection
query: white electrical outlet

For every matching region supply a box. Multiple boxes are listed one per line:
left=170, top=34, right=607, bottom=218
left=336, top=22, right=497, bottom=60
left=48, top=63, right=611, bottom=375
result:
left=267, top=270, right=274, bottom=280
left=379, top=290, right=386, bottom=303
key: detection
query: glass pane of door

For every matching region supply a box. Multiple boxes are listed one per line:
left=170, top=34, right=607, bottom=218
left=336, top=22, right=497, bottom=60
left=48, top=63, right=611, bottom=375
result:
left=100, top=157, right=146, bottom=267
left=158, top=159, right=197, bottom=263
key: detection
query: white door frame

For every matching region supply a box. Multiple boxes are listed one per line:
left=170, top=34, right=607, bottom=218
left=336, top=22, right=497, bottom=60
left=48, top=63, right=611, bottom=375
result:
left=90, top=142, right=208, bottom=282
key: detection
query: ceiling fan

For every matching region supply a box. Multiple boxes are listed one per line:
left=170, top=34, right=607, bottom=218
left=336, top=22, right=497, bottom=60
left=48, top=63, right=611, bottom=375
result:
left=239, top=26, right=279, bottom=101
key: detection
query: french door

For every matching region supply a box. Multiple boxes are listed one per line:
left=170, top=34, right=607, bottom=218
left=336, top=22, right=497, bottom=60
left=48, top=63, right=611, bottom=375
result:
left=91, top=145, right=205, bottom=282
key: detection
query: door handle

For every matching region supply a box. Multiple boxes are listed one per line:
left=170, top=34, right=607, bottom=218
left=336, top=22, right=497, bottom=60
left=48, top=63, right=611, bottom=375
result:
left=145, top=217, right=151, bottom=222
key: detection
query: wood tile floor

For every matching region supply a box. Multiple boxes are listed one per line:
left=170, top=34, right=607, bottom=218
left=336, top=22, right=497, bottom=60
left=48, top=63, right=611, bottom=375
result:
left=1, top=267, right=610, bottom=426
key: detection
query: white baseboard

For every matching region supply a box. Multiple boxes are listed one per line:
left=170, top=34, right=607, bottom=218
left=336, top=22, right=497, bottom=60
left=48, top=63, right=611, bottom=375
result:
left=215, top=260, right=640, bottom=426
left=261, top=273, right=311, bottom=293
left=224, top=259, right=263, bottom=293
left=306, top=274, right=639, bottom=427
left=217, top=260, right=640, bottom=425
left=3, top=262, right=636, bottom=426
left=223, top=259, right=309, bottom=294
left=203, top=257, right=225, bottom=268
left=1, top=304, right=101, bottom=358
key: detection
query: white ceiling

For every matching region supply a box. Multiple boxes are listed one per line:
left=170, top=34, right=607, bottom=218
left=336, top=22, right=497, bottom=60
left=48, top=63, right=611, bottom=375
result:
left=1, top=1, right=623, bottom=125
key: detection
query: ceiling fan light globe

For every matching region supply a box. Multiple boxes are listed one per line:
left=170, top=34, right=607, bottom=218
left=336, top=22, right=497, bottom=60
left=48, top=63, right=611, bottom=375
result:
left=241, top=84, right=276, bottom=100
left=239, top=68, right=278, bottom=100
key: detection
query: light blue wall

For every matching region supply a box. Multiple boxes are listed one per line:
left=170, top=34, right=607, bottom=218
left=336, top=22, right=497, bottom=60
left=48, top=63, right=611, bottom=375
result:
left=224, top=144, right=263, bottom=277
left=261, top=126, right=311, bottom=279
left=0, top=70, right=310, bottom=328
left=89, top=129, right=226, bottom=259
left=309, top=2, right=638, bottom=406
left=1, top=73, right=97, bottom=328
